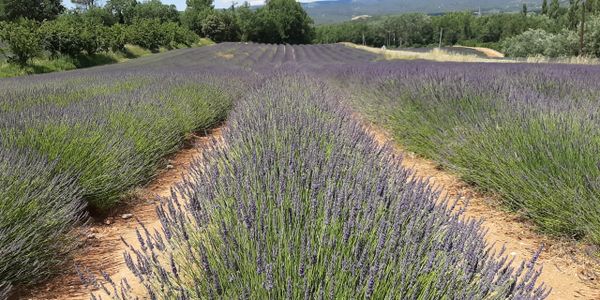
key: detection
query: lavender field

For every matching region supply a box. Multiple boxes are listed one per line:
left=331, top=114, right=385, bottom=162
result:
left=5, top=42, right=600, bottom=298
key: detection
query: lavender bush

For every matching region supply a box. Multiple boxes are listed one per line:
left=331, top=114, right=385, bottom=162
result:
left=2, top=43, right=560, bottom=299
left=0, top=46, right=249, bottom=295
left=338, top=61, right=600, bottom=243
left=105, top=74, right=547, bottom=299
left=0, top=145, right=85, bottom=291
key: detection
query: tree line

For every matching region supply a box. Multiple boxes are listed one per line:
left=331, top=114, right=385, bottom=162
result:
left=315, top=0, right=600, bottom=58
left=0, top=0, right=315, bottom=66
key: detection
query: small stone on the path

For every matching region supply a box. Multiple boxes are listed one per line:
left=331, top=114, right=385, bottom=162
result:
left=103, top=218, right=113, bottom=225
left=510, top=251, right=517, bottom=256
left=121, top=213, right=133, bottom=219
left=166, top=164, right=175, bottom=169
left=86, top=233, right=97, bottom=240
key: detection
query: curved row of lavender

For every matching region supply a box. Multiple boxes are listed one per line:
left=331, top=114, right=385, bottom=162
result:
left=96, top=74, right=548, bottom=299
left=0, top=50, right=246, bottom=296
left=0, top=43, right=373, bottom=297
left=1, top=43, right=553, bottom=298
left=333, top=60, right=600, bottom=244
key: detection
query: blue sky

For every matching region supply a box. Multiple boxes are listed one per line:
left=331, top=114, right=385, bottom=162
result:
left=64, top=0, right=319, bottom=10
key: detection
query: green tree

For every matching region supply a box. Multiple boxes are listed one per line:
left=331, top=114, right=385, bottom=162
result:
left=84, top=6, right=117, bottom=26
left=433, top=12, right=474, bottom=45
left=255, top=0, right=314, bottom=44
left=0, top=19, right=42, bottom=65
left=0, top=0, right=6, bottom=21
left=201, top=10, right=239, bottom=42
left=5, top=0, right=64, bottom=21
left=502, top=28, right=578, bottom=57
left=182, top=0, right=213, bottom=36
left=125, top=18, right=163, bottom=50
left=187, top=0, right=213, bottom=11
left=583, top=14, right=600, bottom=56
left=236, top=2, right=257, bottom=41
left=522, top=4, right=528, bottom=16
left=567, top=0, right=580, bottom=30
left=133, top=0, right=179, bottom=23
left=158, top=21, right=198, bottom=47
left=39, top=14, right=88, bottom=57
left=542, top=0, right=548, bottom=14
left=549, top=0, right=560, bottom=18
left=106, top=0, right=137, bottom=24
left=71, top=0, right=97, bottom=9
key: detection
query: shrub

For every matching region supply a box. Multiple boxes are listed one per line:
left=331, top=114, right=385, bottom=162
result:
left=0, top=19, right=41, bottom=65
left=100, top=23, right=127, bottom=53
left=502, top=29, right=553, bottom=57
left=0, top=75, right=231, bottom=211
left=344, top=60, right=600, bottom=243
left=108, top=76, right=546, bottom=299
left=0, top=145, right=86, bottom=290
left=126, top=19, right=199, bottom=51
left=583, top=15, right=600, bottom=57
left=201, top=11, right=240, bottom=43
left=39, top=14, right=112, bottom=57
left=39, top=16, right=86, bottom=57
left=0, top=47, right=240, bottom=295
left=125, top=18, right=164, bottom=51
left=159, top=21, right=199, bottom=48
left=502, top=28, right=578, bottom=58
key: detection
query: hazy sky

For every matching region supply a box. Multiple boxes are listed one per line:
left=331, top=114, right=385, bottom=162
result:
left=64, top=0, right=318, bottom=10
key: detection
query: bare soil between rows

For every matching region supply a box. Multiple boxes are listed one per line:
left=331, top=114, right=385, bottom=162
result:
left=363, top=120, right=600, bottom=300
left=20, top=119, right=600, bottom=300
left=18, top=128, right=222, bottom=300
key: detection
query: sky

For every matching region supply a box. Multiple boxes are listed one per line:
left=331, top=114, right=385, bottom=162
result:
left=64, top=0, right=320, bottom=10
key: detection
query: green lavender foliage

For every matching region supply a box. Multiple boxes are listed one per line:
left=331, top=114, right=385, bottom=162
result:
left=0, top=45, right=243, bottom=295
left=346, top=61, right=600, bottom=243
left=112, top=75, right=547, bottom=300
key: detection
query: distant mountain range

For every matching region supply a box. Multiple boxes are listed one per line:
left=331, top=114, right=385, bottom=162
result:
left=302, top=0, right=545, bottom=24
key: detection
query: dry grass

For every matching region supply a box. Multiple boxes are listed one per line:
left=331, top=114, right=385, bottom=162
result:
left=524, top=55, right=600, bottom=65
left=343, top=42, right=600, bottom=65
left=453, top=45, right=505, bottom=58
left=216, top=51, right=235, bottom=60
left=342, top=42, right=510, bottom=63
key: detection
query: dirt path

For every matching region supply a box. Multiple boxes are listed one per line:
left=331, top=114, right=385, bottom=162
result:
left=21, top=128, right=222, bottom=300
left=364, top=121, right=600, bottom=300
left=453, top=45, right=506, bottom=58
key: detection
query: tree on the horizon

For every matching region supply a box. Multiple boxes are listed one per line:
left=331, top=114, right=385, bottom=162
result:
left=71, top=0, right=97, bottom=9
left=106, top=0, right=137, bottom=23
left=567, top=0, right=579, bottom=29
left=187, top=0, right=214, bottom=11
left=182, top=0, right=214, bottom=35
left=0, top=0, right=5, bottom=21
left=132, top=0, right=179, bottom=23
left=549, top=0, right=560, bottom=18
left=542, top=0, right=548, bottom=14
left=254, top=0, right=314, bottom=44
left=522, top=3, right=528, bottom=16
left=5, top=0, right=64, bottom=21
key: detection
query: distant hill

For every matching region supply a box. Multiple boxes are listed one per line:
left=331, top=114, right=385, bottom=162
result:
left=303, top=0, right=545, bottom=24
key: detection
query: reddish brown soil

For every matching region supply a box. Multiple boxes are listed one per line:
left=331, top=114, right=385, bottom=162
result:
left=363, top=120, right=600, bottom=300
left=20, top=128, right=222, bottom=300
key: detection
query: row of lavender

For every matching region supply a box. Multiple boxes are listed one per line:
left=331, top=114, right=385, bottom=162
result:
left=98, top=73, right=548, bottom=299
left=0, top=42, right=371, bottom=297
left=335, top=60, right=600, bottom=244
left=0, top=55, right=243, bottom=296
